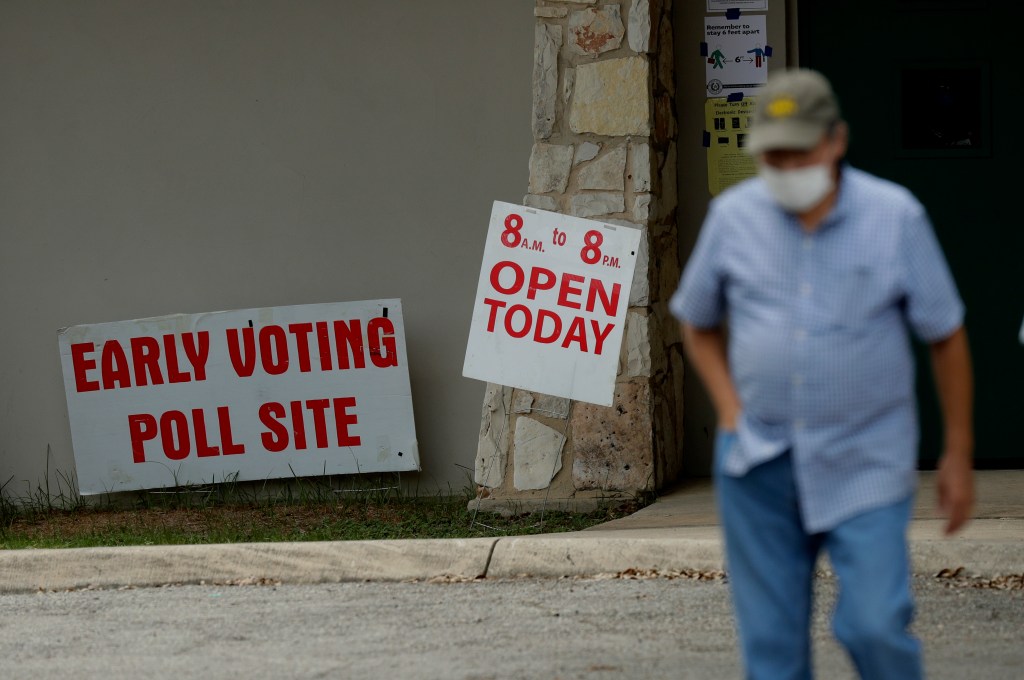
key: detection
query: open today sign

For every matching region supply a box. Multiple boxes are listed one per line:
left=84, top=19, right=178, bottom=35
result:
left=58, top=300, right=419, bottom=495
left=463, top=201, right=640, bottom=406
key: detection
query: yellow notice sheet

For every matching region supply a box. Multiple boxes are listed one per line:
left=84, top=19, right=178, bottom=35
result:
left=706, top=97, right=758, bottom=196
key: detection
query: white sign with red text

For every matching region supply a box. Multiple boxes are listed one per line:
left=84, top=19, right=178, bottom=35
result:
left=463, top=201, right=640, bottom=406
left=58, top=300, right=419, bottom=495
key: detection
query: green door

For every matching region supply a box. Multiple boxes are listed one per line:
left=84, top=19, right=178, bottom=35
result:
left=799, top=1, right=1022, bottom=468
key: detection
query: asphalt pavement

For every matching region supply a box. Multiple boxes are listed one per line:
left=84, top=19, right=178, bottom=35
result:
left=0, top=576, right=1020, bottom=680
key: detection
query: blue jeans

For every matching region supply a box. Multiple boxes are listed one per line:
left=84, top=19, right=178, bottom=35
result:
left=714, top=432, right=922, bottom=680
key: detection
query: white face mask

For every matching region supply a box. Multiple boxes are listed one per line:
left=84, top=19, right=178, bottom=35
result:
left=759, top=163, right=835, bottom=213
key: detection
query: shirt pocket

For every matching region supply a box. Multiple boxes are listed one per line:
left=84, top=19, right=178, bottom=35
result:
left=830, top=263, right=886, bottom=330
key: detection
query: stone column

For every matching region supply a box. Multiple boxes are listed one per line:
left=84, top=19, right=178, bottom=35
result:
left=472, top=0, right=681, bottom=513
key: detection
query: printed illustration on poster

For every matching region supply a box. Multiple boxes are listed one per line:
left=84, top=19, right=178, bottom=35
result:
left=705, top=14, right=768, bottom=98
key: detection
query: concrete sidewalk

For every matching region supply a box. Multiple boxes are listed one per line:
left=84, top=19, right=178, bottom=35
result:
left=1, top=472, right=1020, bottom=593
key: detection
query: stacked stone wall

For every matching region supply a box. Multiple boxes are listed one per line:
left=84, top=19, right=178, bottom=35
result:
left=473, top=1, right=681, bottom=512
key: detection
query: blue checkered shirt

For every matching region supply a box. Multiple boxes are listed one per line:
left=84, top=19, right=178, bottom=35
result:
left=670, top=166, right=964, bottom=532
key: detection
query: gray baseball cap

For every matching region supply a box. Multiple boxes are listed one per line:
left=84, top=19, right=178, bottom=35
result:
left=746, top=69, right=841, bottom=154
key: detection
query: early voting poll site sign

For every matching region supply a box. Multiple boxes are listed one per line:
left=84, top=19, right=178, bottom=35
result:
left=463, top=201, right=640, bottom=407
left=58, top=300, right=419, bottom=495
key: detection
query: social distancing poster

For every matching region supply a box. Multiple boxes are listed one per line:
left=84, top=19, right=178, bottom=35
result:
left=704, top=14, right=768, bottom=98
left=463, top=201, right=640, bottom=407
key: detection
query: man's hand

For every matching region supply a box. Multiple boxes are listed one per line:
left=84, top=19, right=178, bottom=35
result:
left=929, top=327, right=974, bottom=536
left=936, top=452, right=974, bottom=536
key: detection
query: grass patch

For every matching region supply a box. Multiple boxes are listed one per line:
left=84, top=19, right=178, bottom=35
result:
left=0, top=476, right=645, bottom=549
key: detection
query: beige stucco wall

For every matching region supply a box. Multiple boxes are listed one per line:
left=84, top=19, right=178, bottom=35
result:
left=0, top=1, right=532, bottom=497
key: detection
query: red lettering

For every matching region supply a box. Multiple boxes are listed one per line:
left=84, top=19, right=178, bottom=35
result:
left=259, top=402, right=288, bottom=452
left=306, top=399, right=330, bottom=448
left=260, top=325, right=289, bottom=375
left=534, top=309, right=562, bottom=343
left=368, top=317, right=398, bottom=368
left=591, top=320, right=614, bottom=355
left=160, top=410, right=190, bottom=460
left=70, top=343, right=99, bottom=392
left=334, top=320, right=365, bottom=370
left=288, top=323, right=314, bottom=372
left=504, top=305, right=532, bottom=338
left=333, top=397, right=361, bottom=447
left=489, top=260, right=525, bottom=295
left=527, top=267, right=557, bottom=300
left=557, top=274, right=585, bottom=310
left=586, top=280, right=621, bottom=317
left=128, top=413, right=157, bottom=463
left=315, top=321, right=333, bottom=370
left=182, top=332, right=210, bottom=381
left=218, top=406, right=245, bottom=455
left=561, top=316, right=588, bottom=352
left=290, top=400, right=307, bottom=449
left=163, top=335, right=190, bottom=384
left=193, top=409, right=220, bottom=457
left=131, top=408, right=247, bottom=462
left=227, top=327, right=256, bottom=377
left=483, top=298, right=507, bottom=332
left=100, top=340, right=132, bottom=390
left=130, top=337, right=164, bottom=386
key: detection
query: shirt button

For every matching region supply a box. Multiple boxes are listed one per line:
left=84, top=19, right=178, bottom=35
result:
left=794, top=329, right=807, bottom=341
left=794, top=419, right=806, bottom=431
left=799, top=282, right=812, bottom=297
left=792, top=373, right=804, bottom=386
left=803, top=237, right=813, bottom=251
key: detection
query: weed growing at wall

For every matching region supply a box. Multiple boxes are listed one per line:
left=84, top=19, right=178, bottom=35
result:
left=0, top=469, right=645, bottom=549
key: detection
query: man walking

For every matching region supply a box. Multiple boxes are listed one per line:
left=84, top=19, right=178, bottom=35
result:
left=670, top=69, right=974, bottom=679
left=711, top=45, right=726, bottom=69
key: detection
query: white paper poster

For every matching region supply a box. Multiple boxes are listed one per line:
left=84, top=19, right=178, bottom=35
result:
left=706, top=96, right=760, bottom=195
left=705, top=14, right=769, bottom=98
left=59, top=300, right=419, bottom=494
left=463, top=202, right=640, bottom=407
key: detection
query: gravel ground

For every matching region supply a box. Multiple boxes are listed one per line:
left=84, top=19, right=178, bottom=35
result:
left=0, top=575, right=1020, bottom=679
